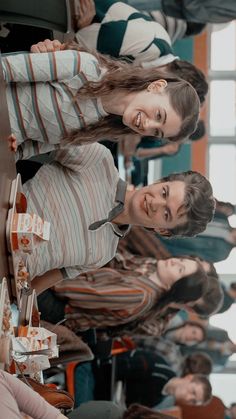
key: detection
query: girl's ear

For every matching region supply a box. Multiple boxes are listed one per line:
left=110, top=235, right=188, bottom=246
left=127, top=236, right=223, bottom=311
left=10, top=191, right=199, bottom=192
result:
left=147, top=79, right=168, bottom=93
left=155, top=227, right=171, bottom=236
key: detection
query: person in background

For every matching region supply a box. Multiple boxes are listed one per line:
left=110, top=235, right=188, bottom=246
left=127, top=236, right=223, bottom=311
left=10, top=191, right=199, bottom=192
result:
left=228, top=402, right=236, bottom=419
left=115, top=348, right=212, bottom=408
left=133, top=333, right=212, bottom=376
left=158, top=216, right=236, bottom=263
left=161, top=0, right=236, bottom=24
left=181, top=325, right=236, bottom=371
left=31, top=3, right=208, bottom=106
left=163, top=320, right=206, bottom=346
left=68, top=401, right=174, bottom=419
left=218, top=283, right=236, bottom=314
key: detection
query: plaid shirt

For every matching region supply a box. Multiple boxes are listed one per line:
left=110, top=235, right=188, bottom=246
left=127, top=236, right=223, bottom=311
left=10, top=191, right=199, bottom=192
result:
left=133, top=336, right=183, bottom=374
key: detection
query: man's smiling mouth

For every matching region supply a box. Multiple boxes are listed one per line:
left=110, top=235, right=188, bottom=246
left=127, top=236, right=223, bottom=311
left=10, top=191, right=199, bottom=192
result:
left=144, top=195, right=149, bottom=216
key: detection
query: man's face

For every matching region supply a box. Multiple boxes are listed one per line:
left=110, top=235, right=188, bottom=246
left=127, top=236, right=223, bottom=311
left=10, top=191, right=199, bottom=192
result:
left=174, top=377, right=204, bottom=405
left=126, top=180, right=187, bottom=233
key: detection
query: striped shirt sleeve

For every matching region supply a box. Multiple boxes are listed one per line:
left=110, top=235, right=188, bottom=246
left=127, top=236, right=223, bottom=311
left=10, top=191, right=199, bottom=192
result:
left=16, top=139, right=59, bottom=161
left=54, top=270, right=146, bottom=309
left=2, top=50, right=85, bottom=82
left=52, top=142, right=112, bottom=173
left=54, top=267, right=161, bottom=330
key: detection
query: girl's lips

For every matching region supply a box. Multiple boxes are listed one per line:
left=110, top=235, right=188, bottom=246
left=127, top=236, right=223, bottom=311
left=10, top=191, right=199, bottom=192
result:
left=135, top=111, right=141, bottom=129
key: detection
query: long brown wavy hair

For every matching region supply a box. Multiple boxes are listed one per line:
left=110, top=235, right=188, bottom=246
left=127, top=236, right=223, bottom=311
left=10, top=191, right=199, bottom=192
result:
left=63, top=42, right=200, bottom=145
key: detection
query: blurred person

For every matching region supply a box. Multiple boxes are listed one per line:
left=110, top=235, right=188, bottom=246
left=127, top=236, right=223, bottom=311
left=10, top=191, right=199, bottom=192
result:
left=163, top=320, right=206, bottom=346
left=115, top=348, right=212, bottom=407
left=229, top=403, right=236, bottom=419
left=181, top=325, right=236, bottom=371
left=218, top=283, right=236, bottom=314
left=133, top=333, right=212, bottom=375
left=181, top=352, right=212, bottom=376
left=158, top=213, right=236, bottom=263
left=161, top=0, right=236, bottom=24
left=68, top=401, right=173, bottom=419
left=31, top=4, right=208, bottom=106
left=189, top=275, right=224, bottom=317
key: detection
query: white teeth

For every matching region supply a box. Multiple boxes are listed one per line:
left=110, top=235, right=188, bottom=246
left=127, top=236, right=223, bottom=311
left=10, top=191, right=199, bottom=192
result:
left=136, top=112, right=141, bottom=128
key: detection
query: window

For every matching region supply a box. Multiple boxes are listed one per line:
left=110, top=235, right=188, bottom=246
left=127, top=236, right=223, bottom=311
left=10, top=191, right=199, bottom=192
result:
left=208, top=24, right=236, bottom=275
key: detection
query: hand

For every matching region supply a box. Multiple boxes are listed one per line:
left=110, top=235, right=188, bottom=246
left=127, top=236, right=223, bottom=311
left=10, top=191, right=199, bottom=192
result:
left=8, top=134, right=17, bottom=152
left=119, top=134, right=141, bottom=157
left=163, top=142, right=180, bottom=155
left=73, top=0, right=96, bottom=30
left=30, top=39, right=65, bottom=53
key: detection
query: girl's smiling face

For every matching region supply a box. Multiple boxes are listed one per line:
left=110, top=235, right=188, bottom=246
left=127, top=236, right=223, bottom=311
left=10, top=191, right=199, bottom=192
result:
left=122, top=79, right=182, bottom=138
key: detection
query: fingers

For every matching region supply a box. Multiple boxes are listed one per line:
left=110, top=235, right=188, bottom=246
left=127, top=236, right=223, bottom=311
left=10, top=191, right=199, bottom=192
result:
left=80, top=0, right=95, bottom=15
left=30, top=41, right=48, bottom=53
left=75, top=0, right=96, bottom=29
left=30, top=39, right=64, bottom=53
left=7, top=134, right=17, bottom=152
left=52, top=39, right=64, bottom=51
left=165, top=142, right=180, bottom=155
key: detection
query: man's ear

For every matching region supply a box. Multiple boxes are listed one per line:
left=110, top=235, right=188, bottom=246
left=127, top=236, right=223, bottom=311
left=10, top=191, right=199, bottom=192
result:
left=154, top=227, right=172, bottom=236
left=147, top=79, right=167, bottom=93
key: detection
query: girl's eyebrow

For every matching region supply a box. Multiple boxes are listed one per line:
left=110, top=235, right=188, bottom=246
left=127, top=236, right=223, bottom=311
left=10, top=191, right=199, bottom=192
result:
left=163, top=109, right=167, bottom=124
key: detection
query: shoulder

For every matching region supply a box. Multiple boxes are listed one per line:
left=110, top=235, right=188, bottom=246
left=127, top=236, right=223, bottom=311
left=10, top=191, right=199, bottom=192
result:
left=78, top=51, right=102, bottom=80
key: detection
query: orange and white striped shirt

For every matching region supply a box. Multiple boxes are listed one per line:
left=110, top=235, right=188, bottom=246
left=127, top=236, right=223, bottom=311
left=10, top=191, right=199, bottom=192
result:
left=54, top=255, right=163, bottom=331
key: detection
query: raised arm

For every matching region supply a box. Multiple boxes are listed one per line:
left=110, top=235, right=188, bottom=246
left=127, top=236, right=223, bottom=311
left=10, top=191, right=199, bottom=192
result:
left=2, top=50, right=82, bottom=83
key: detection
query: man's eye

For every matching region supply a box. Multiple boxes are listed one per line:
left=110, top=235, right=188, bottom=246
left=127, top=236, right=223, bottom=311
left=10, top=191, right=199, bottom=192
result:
left=162, top=188, right=166, bottom=198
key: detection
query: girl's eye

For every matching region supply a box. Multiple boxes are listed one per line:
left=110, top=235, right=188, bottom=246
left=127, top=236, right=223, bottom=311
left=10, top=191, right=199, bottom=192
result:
left=162, top=188, right=166, bottom=198
left=156, top=111, right=161, bottom=121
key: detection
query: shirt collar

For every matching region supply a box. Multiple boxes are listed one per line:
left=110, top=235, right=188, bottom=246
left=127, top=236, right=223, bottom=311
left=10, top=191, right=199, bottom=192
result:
left=89, top=178, right=130, bottom=237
